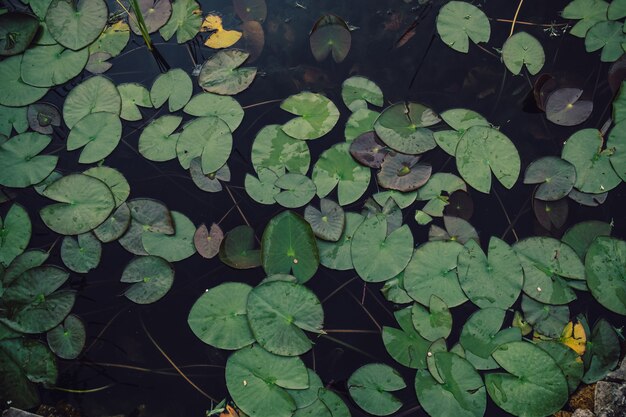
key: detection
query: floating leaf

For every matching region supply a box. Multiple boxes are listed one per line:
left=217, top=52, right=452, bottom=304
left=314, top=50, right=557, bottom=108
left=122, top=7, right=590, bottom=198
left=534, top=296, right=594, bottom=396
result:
left=502, top=31, right=545, bottom=75
left=46, top=314, right=85, bottom=360
left=561, top=128, right=621, bottom=194
left=0, top=55, right=49, bottom=107
left=176, top=116, right=232, bottom=174
left=2, top=249, right=49, bottom=288
left=533, top=198, right=568, bottom=231
left=382, top=306, right=430, bottom=368
left=189, top=158, right=230, bottom=192
left=93, top=202, right=131, bottom=243
left=310, top=15, right=351, bottom=63
left=81, top=167, right=126, bottom=204
left=434, top=108, right=490, bottom=156
left=247, top=281, right=323, bottom=356
left=614, top=81, right=626, bottom=124
left=545, top=88, right=593, bottom=126
left=348, top=363, right=405, bottom=416
left=415, top=173, right=467, bottom=220
left=313, top=142, right=371, bottom=205
left=582, top=319, right=620, bottom=383
left=184, top=92, right=244, bottom=131
left=411, top=295, right=453, bottom=341
left=345, top=108, right=379, bottom=142
left=66, top=112, right=122, bottom=163
left=524, top=156, right=576, bottom=201
left=304, top=198, right=344, bottom=242
left=63, top=75, right=121, bottom=129
left=27, top=103, right=61, bottom=134
left=20, top=44, right=88, bottom=88
left=486, top=342, right=569, bottom=417
left=0, top=204, right=31, bottom=267
left=562, top=0, right=609, bottom=38
left=429, top=216, right=479, bottom=245
left=138, top=115, right=182, bottom=162
left=341, top=76, right=383, bottom=112
left=142, top=211, right=196, bottom=262
left=202, top=14, right=242, bottom=49
left=608, top=0, right=626, bottom=19
left=585, top=236, right=626, bottom=315
left=522, top=295, right=569, bottom=338
left=415, top=352, right=486, bottom=417
left=118, top=198, right=174, bottom=255
left=378, top=152, right=431, bottom=192
left=121, top=256, right=174, bottom=304
left=85, top=51, right=112, bottom=74
left=45, top=0, right=107, bottom=50
left=349, top=131, right=388, bottom=168
left=245, top=168, right=280, bottom=205
left=381, top=272, right=413, bottom=304
left=198, top=49, right=257, bottom=95
left=585, top=20, right=626, bottom=62
left=562, top=220, right=612, bottom=259
left=351, top=214, right=413, bottom=282
left=444, top=190, right=474, bottom=219
left=0, top=105, right=28, bottom=137
left=159, top=0, right=201, bottom=43
left=89, top=21, right=129, bottom=57
left=536, top=340, right=583, bottom=394
left=150, top=68, right=193, bottom=112
left=239, top=20, right=265, bottom=62
left=61, top=232, right=101, bottom=273
left=607, top=120, right=626, bottom=181
left=374, top=102, right=439, bottom=154
left=128, top=0, right=171, bottom=34
left=194, top=223, right=223, bottom=259
left=261, top=211, right=319, bottom=283
left=436, top=1, right=490, bottom=53
left=225, top=344, right=307, bottom=417
left=233, top=0, right=267, bottom=22
left=274, top=173, right=316, bottom=208
left=118, top=83, right=152, bottom=121
left=39, top=174, right=115, bottom=235
left=281, top=92, right=340, bottom=140
left=251, top=124, right=310, bottom=175
left=0, top=12, right=39, bottom=56
left=568, top=188, right=607, bottom=206
left=188, top=282, right=255, bottom=349
left=318, top=212, right=364, bottom=271
left=559, top=321, right=587, bottom=356
left=219, top=225, right=261, bottom=269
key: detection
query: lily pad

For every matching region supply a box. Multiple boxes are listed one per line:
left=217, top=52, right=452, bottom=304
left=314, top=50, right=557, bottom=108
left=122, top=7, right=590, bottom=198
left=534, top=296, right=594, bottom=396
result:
left=142, top=211, right=196, bottom=262
left=562, top=0, right=609, bottom=38
left=118, top=198, right=174, bottom=255
left=247, top=281, right=324, bottom=356
left=345, top=109, right=379, bottom=142
left=562, top=220, right=612, bottom=259
left=46, top=314, right=85, bottom=359
left=348, top=363, right=405, bottom=416
left=374, top=102, right=439, bottom=154
left=239, top=20, right=265, bottom=62
left=198, top=49, right=257, bottom=95
left=0, top=105, right=28, bottom=137
left=89, top=21, right=129, bottom=57
left=66, top=112, right=122, bottom=164
left=524, top=156, right=576, bottom=201
left=341, top=76, right=383, bottom=112
left=434, top=108, right=490, bottom=156
left=245, top=168, right=280, bottom=205
left=93, top=202, right=131, bottom=243
left=194, top=223, right=223, bottom=259
left=0, top=55, right=49, bottom=107
left=607, top=120, right=626, bottom=181
left=251, top=124, right=310, bottom=175
left=378, top=152, right=431, bottom=192
left=39, top=173, right=116, bottom=235
left=382, top=306, right=430, bottom=369
left=202, top=14, right=242, bottom=49
left=545, top=88, right=593, bottom=126
left=533, top=198, right=568, bottom=231
left=274, top=173, right=316, bottom=208
left=318, top=212, right=364, bottom=271
left=61, top=232, right=101, bottom=273
left=2, top=249, right=49, bottom=287
left=0, top=204, right=31, bottom=268
left=313, top=142, right=371, bottom=205
left=138, top=115, right=182, bottom=162
left=281, top=92, right=340, bottom=140
left=188, top=282, right=255, bottom=349
left=582, top=319, right=620, bottom=383
left=411, top=295, right=453, bottom=341
left=45, top=0, right=107, bottom=50
left=159, top=0, right=201, bottom=43
left=304, top=198, right=345, bottom=242
left=233, top=0, right=267, bottom=22
left=522, top=295, right=569, bottom=338
left=585, top=236, right=626, bottom=315
left=429, top=216, right=479, bottom=245
left=310, top=16, right=351, bottom=63
left=536, top=340, right=584, bottom=394
left=128, top=0, right=171, bottom=34
left=150, top=68, right=192, bottom=112
left=63, top=75, right=121, bottom=129
left=20, top=44, right=88, bottom=87
left=27, top=102, right=61, bottom=134
left=190, top=158, right=230, bottom=192
left=176, top=116, right=232, bottom=173
left=219, top=225, right=261, bottom=269
left=261, top=211, right=319, bottom=283
left=118, top=83, right=152, bottom=121
left=436, top=1, right=490, bottom=53
left=0, top=12, right=40, bottom=56
left=585, top=20, right=626, bottom=62
left=121, top=255, right=174, bottom=304
left=502, top=32, right=545, bottom=75
left=184, top=92, right=244, bottom=131
left=83, top=166, right=129, bottom=208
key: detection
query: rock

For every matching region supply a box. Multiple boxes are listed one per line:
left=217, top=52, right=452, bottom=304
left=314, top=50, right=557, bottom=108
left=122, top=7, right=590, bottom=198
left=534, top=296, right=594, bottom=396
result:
left=607, top=359, right=626, bottom=382
left=572, top=409, right=595, bottom=417
left=594, top=381, right=626, bottom=417
left=2, top=408, right=42, bottom=417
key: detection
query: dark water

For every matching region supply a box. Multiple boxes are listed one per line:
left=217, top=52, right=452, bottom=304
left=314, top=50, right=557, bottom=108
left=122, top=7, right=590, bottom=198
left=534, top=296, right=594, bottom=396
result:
left=5, top=0, right=625, bottom=416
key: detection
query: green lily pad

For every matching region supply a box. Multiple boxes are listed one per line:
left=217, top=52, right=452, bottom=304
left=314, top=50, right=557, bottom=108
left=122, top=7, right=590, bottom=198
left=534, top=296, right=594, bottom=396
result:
left=118, top=198, right=174, bottom=255
left=151, top=68, right=193, bottom=112
left=382, top=306, right=430, bottom=369
left=27, top=102, right=61, bottom=134
left=585, top=236, right=626, bottom=315
left=381, top=271, right=413, bottom=304
left=545, top=88, right=593, bottom=127
left=247, top=281, right=324, bottom=356
left=318, top=212, right=364, bottom=271
left=304, top=198, right=344, bottom=242
left=608, top=0, right=626, bottom=19
left=415, top=173, right=467, bottom=220
left=188, top=282, right=255, bottom=350
left=61, top=232, right=101, bottom=273
left=176, top=116, right=232, bottom=173
left=159, top=0, right=202, bottom=43
left=93, top=202, right=131, bottom=243
left=351, top=214, right=413, bottom=282
left=261, top=211, right=319, bottom=283
left=21, top=44, right=88, bottom=88
left=63, top=75, right=121, bottom=129
left=184, top=92, right=244, bottom=131
left=457, top=237, right=523, bottom=309
left=219, top=225, right=261, bottom=269
left=374, top=102, right=439, bottom=154
left=562, top=220, right=612, bottom=259
left=585, top=20, right=626, bottom=62
left=524, top=156, right=577, bottom=201
left=45, top=0, right=107, bottom=50
left=142, top=211, right=196, bottom=262
left=582, top=319, right=620, bottom=383
left=128, top=0, right=171, bottom=34
left=0, top=204, right=31, bottom=268
left=562, top=128, right=621, bottom=194
left=411, top=295, right=453, bottom=341
left=562, top=0, right=609, bottom=38
left=121, top=255, right=174, bottom=304
left=89, top=21, right=130, bottom=57
left=502, top=32, right=545, bottom=75
left=190, top=158, right=230, bottom=192
left=281, top=92, right=340, bottom=140
left=455, top=125, right=520, bottom=193
left=1, top=265, right=75, bottom=333
left=118, top=83, right=152, bottom=121
left=0, top=55, right=49, bottom=107
left=245, top=168, right=280, bottom=205
left=0, top=338, right=57, bottom=409
left=39, top=173, right=116, bottom=235
left=607, top=120, right=626, bottom=181
left=83, top=166, right=129, bottom=208
left=309, top=16, right=351, bottom=63
left=0, top=12, right=40, bottom=56
left=404, top=241, right=467, bottom=307
left=33, top=170, right=63, bottom=195
left=226, top=344, right=308, bottom=417
left=436, top=1, right=490, bottom=53
left=521, top=295, right=569, bottom=338
left=345, top=108, right=379, bottom=142
left=514, top=237, right=585, bottom=305
left=274, top=173, right=317, bottom=208
left=429, top=216, right=479, bottom=245
left=0, top=105, right=28, bottom=137
left=198, top=49, right=257, bottom=95
left=415, top=352, right=486, bottom=417
left=138, top=115, right=182, bottom=162
left=251, top=124, right=310, bottom=175
left=536, top=340, right=584, bottom=394
left=348, top=363, right=405, bottom=416
left=2, top=249, right=49, bottom=287
left=613, top=81, right=626, bottom=124
left=46, top=314, right=85, bottom=359
left=341, top=76, right=383, bottom=112
left=313, top=142, right=371, bottom=205
left=486, top=341, right=568, bottom=417
left=378, top=152, right=431, bottom=192
left=193, top=223, right=223, bottom=259
left=66, top=112, right=122, bottom=164
left=434, top=108, right=490, bottom=156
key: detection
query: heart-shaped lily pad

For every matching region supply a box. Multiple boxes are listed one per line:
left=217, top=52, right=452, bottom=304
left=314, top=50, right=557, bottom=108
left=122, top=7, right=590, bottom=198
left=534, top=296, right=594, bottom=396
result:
left=0, top=12, right=40, bottom=56
left=45, top=0, right=108, bottom=50
left=545, top=88, right=593, bottom=126
left=198, top=49, right=257, bottom=95
left=374, top=102, right=439, bottom=154
left=524, top=156, right=576, bottom=201
left=436, top=1, right=490, bottom=53
left=121, top=255, right=174, bottom=304
left=281, top=92, right=340, bottom=140
left=378, top=152, right=432, bottom=192
left=304, top=198, right=345, bottom=242
left=348, top=363, right=405, bottom=416
left=219, top=225, right=261, bottom=269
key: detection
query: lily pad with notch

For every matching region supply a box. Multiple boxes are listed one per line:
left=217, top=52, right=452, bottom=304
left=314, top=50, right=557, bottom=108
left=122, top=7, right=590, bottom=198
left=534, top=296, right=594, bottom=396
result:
left=198, top=49, right=257, bottom=95
left=184, top=92, right=244, bottom=131
left=93, top=202, right=131, bottom=243
left=562, top=220, right=612, bottom=260
left=281, top=92, right=340, bottom=140
left=63, top=75, right=121, bottom=129
left=349, top=131, right=389, bottom=169
left=309, top=14, right=351, bottom=63
left=121, top=255, right=175, bottom=304
left=89, top=21, right=129, bottom=57
left=536, top=340, right=584, bottom=394
left=545, top=88, right=593, bottom=126
left=245, top=168, right=280, bottom=205
left=304, top=198, right=345, bottom=242
left=159, top=0, right=201, bottom=43
left=582, top=318, right=621, bottom=383
left=45, top=0, right=107, bottom=50
left=568, top=188, right=608, bottom=206
left=348, top=363, right=405, bottom=416
left=83, top=166, right=129, bottom=208
left=0, top=12, right=39, bottom=56
left=382, top=305, right=430, bottom=369
left=142, top=211, right=196, bottom=262
left=176, top=116, right=232, bottom=173
left=128, top=0, right=171, bottom=34
left=274, top=173, right=316, bottom=208
left=524, top=156, right=576, bottom=201
left=66, top=112, right=122, bottom=164
left=219, top=225, right=261, bottom=269
left=27, top=103, right=60, bottom=134
left=411, top=295, right=453, bottom=341
left=0, top=204, right=31, bottom=268
left=0, top=55, right=49, bottom=107
left=201, top=14, right=242, bottom=49
left=429, top=216, right=479, bottom=245
left=20, top=43, right=88, bottom=88
left=585, top=20, right=626, bottom=62
left=562, top=0, right=609, bottom=38
left=342, top=76, right=383, bottom=112
left=46, top=314, right=85, bottom=360
left=138, top=115, right=182, bottom=162
left=533, top=198, right=569, bottom=231
left=189, top=158, right=230, bottom=192
left=377, top=152, right=431, bottom=192
left=194, top=223, right=223, bottom=259
left=118, top=198, right=174, bottom=255
left=436, top=1, right=490, bottom=53
left=374, top=102, right=440, bottom=155
left=585, top=236, right=626, bottom=315
left=251, top=124, right=310, bottom=176
left=150, top=68, right=192, bottom=112
left=61, top=232, right=101, bottom=273
left=502, top=31, right=545, bottom=75
left=118, top=83, right=152, bottom=121
left=522, top=295, right=569, bottom=338
left=0, top=105, right=28, bottom=137
left=345, top=108, right=380, bottom=142
left=317, top=212, right=364, bottom=271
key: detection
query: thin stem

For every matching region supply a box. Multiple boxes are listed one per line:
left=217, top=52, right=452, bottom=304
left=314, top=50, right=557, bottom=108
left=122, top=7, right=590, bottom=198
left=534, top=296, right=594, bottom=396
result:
left=50, top=384, right=114, bottom=394
left=322, top=276, right=358, bottom=304
left=493, top=187, right=519, bottom=241
left=86, top=361, right=224, bottom=376
left=84, top=307, right=126, bottom=354
left=320, top=335, right=377, bottom=360
left=475, top=43, right=500, bottom=60
left=495, top=18, right=567, bottom=28
left=242, top=99, right=284, bottom=109
left=509, top=0, right=525, bottom=37
left=324, top=329, right=380, bottom=334
left=225, top=185, right=252, bottom=229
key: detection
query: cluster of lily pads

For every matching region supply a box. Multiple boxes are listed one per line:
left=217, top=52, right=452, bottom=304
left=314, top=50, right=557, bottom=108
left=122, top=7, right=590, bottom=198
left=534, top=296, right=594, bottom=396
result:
left=1, top=0, right=626, bottom=417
